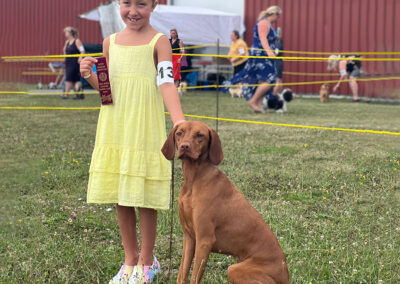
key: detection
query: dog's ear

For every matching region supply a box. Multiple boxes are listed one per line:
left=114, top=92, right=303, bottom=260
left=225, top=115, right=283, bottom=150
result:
left=208, top=128, right=224, bottom=165
left=162, top=126, right=177, bottom=160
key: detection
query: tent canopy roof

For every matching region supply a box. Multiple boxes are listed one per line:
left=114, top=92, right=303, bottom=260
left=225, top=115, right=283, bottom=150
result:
left=79, top=3, right=245, bottom=46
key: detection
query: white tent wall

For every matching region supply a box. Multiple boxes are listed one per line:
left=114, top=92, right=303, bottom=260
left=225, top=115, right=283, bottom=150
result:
left=79, top=3, right=245, bottom=46
left=151, top=5, right=245, bottom=46
left=98, top=1, right=125, bottom=39
left=171, top=0, right=245, bottom=24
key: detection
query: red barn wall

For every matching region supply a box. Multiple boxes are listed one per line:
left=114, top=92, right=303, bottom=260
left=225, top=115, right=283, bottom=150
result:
left=244, top=0, right=400, bottom=97
left=0, top=0, right=167, bottom=84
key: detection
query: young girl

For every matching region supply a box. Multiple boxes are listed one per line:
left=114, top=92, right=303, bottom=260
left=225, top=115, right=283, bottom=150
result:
left=80, top=0, right=185, bottom=283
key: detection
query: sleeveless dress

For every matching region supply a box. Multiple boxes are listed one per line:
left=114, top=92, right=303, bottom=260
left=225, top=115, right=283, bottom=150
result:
left=65, top=40, right=81, bottom=83
left=87, top=33, right=171, bottom=210
left=170, top=38, right=182, bottom=81
left=223, top=19, right=277, bottom=100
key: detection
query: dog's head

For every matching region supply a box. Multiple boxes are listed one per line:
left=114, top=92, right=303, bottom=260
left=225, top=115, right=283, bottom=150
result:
left=282, top=88, right=294, bottom=102
left=321, top=84, right=330, bottom=91
left=161, top=121, right=224, bottom=165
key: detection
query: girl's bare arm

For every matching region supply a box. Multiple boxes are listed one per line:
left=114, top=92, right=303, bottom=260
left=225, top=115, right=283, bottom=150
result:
left=155, top=36, right=185, bottom=125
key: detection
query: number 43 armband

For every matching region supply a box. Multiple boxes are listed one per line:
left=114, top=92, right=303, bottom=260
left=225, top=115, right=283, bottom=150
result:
left=156, top=61, right=174, bottom=86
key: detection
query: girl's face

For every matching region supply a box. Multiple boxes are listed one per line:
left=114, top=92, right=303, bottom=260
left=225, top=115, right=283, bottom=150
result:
left=170, top=30, right=178, bottom=39
left=119, top=0, right=156, bottom=30
left=230, top=32, right=237, bottom=42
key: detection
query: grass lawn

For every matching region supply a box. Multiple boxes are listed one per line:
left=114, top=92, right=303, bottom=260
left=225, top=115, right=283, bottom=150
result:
left=1, top=90, right=399, bottom=283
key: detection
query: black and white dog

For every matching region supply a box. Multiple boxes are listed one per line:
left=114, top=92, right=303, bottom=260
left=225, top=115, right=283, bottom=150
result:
left=262, top=88, right=294, bottom=113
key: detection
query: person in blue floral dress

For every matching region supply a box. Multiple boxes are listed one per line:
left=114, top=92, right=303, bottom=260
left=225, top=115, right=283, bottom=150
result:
left=223, top=6, right=282, bottom=113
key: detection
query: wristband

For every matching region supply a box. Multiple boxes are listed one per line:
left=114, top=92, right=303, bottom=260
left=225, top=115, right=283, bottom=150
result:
left=82, top=70, right=92, bottom=79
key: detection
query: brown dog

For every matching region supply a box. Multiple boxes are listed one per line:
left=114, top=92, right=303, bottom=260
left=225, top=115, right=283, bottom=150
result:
left=162, top=121, right=290, bottom=284
left=319, top=83, right=330, bottom=103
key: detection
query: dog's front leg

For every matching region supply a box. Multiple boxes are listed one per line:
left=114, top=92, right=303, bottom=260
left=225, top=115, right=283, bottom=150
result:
left=190, top=235, right=215, bottom=284
left=177, top=234, right=195, bottom=284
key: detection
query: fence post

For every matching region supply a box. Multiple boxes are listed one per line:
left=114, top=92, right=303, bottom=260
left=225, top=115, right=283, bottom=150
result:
left=216, top=39, right=220, bottom=133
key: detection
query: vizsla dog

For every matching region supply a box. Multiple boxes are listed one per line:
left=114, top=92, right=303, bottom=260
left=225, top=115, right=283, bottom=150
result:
left=162, top=121, right=290, bottom=284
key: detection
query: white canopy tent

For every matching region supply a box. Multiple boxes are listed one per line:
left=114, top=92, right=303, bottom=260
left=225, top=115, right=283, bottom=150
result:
left=79, top=2, right=245, bottom=46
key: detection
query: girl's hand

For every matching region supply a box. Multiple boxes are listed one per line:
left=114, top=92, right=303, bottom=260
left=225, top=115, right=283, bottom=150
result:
left=80, top=57, right=97, bottom=77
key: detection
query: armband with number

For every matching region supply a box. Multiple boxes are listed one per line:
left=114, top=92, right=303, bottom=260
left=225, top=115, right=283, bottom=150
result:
left=156, top=61, right=174, bottom=86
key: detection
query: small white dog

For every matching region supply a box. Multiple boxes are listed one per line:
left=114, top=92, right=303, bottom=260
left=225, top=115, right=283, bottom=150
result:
left=262, top=88, right=295, bottom=113
left=178, top=81, right=187, bottom=97
left=228, top=84, right=243, bottom=98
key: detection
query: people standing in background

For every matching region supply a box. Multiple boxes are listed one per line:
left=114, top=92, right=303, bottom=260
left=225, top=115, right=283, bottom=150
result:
left=223, top=6, right=281, bottom=113
left=63, top=26, right=85, bottom=100
left=170, top=29, right=184, bottom=87
left=228, top=30, right=249, bottom=75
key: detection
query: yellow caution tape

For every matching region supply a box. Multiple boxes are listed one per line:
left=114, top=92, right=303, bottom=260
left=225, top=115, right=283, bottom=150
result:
left=0, top=91, right=98, bottom=96
left=22, top=71, right=65, bottom=76
left=1, top=106, right=399, bottom=136
left=179, top=76, right=400, bottom=90
left=175, top=53, right=400, bottom=62
left=1, top=76, right=399, bottom=94
left=283, top=71, right=337, bottom=76
left=3, top=52, right=400, bottom=62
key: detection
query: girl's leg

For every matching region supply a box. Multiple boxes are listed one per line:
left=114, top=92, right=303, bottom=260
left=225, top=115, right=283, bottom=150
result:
left=64, top=81, right=73, bottom=98
left=138, top=208, right=157, bottom=266
left=349, top=77, right=359, bottom=100
left=248, top=82, right=272, bottom=113
left=117, top=205, right=139, bottom=266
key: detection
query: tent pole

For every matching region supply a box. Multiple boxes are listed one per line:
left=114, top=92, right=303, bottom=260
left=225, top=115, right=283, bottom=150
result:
left=216, top=39, right=220, bottom=133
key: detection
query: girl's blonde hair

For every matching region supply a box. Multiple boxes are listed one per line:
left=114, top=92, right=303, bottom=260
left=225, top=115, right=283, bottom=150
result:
left=258, top=6, right=282, bottom=20
left=64, top=26, right=78, bottom=39
left=327, top=55, right=340, bottom=71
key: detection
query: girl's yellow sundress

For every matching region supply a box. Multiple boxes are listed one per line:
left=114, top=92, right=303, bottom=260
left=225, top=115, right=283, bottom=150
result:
left=87, top=33, right=171, bottom=210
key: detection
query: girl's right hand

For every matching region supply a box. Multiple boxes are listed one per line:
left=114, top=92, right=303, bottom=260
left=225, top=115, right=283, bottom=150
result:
left=80, top=57, right=97, bottom=77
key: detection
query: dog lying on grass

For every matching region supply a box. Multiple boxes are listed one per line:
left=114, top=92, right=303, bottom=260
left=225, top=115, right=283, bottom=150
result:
left=162, top=121, right=291, bottom=284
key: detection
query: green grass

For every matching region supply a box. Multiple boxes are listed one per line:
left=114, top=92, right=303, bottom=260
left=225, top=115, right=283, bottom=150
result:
left=1, top=90, right=400, bottom=283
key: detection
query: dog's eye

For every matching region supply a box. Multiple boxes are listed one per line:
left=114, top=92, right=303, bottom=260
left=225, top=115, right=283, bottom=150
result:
left=196, top=133, right=204, bottom=138
left=176, top=131, right=183, bottom=136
